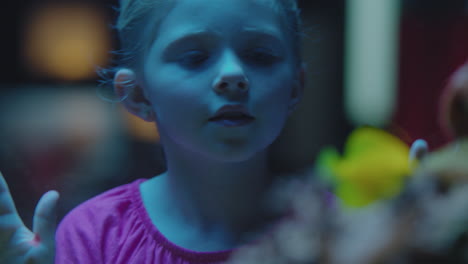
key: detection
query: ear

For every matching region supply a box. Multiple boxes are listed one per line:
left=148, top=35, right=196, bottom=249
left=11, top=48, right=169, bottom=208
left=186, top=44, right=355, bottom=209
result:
left=288, top=63, right=306, bottom=115
left=114, top=68, right=156, bottom=122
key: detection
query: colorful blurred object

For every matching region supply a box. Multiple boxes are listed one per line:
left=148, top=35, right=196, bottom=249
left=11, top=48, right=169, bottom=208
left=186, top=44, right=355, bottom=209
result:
left=417, top=138, right=468, bottom=186
left=317, top=127, right=412, bottom=207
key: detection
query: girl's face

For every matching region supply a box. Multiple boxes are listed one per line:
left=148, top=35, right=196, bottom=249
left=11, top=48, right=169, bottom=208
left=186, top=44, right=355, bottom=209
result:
left=141, top=0, right=302, bottom=161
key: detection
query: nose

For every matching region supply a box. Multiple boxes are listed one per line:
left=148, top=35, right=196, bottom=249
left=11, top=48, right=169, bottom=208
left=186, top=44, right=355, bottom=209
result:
left=212, top=51, right=249, bottom=94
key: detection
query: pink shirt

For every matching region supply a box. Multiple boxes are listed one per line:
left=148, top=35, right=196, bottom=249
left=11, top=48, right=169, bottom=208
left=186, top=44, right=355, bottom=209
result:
left=55, top=179, right=232, bottom=264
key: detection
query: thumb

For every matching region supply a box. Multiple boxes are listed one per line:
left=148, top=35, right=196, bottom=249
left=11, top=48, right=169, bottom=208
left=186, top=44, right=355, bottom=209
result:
left=32, top=190, right=60, bottom=246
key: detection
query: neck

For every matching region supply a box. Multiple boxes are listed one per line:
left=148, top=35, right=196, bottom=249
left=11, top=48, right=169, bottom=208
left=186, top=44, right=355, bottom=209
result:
left=158, top=140, right=277, bottom=245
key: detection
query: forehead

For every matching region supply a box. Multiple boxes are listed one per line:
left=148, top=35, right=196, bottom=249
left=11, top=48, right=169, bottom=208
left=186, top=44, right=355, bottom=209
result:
left=154, top=0, right=286, bottom=44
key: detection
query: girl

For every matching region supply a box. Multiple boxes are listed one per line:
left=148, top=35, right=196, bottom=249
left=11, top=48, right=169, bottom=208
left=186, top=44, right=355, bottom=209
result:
left=0, top=0, right=306, bottom=263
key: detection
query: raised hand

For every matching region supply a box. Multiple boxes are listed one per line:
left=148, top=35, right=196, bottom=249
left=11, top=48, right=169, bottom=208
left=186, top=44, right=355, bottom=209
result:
left=0, top=172, right=58, bottom=264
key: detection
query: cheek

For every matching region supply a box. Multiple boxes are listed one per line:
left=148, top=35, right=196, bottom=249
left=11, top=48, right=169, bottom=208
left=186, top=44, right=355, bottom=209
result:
left=145, top=76, right=208, bottom=126
left=253, top=74, right=293, bottom=134
left=255, top=73, right=293, bottom=111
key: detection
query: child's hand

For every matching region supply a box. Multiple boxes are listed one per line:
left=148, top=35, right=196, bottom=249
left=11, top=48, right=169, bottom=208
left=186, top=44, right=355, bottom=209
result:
left=0, top=171, right=58, bottom=264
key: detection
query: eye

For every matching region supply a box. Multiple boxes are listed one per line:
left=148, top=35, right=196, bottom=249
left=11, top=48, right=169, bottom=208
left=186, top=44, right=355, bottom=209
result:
left=243, top=47, right=281, bottom=66
left=178, top=50, right=209, bottom=68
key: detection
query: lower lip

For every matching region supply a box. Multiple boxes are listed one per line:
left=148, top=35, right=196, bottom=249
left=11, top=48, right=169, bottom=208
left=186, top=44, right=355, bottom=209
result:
left=210, top=118, right=254, bottom=127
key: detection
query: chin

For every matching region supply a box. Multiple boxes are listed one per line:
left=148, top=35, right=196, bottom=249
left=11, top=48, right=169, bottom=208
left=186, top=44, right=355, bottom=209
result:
left=204, top=137, right=271, bottom=163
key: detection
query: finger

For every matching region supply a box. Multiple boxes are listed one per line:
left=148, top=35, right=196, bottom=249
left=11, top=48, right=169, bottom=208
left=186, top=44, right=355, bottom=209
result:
left=0, top=171, right=21, bottom=219
left=33, top=190, right=59, bottom=245
left=409, top=139, right=429, bottom=163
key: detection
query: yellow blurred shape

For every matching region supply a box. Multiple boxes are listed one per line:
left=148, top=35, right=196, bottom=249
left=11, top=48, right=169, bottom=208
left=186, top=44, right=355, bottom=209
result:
left=317, top=127, right=412, bottom=207
left=23, top=3, right=111, bottom=81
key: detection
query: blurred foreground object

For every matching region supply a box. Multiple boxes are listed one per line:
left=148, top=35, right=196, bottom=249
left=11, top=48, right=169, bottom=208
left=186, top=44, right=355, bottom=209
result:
left=227, top=128, right=467, bottom=263
left=440, top=60, right=468, bottom=139
left=317, top=127, right=412, bottom=207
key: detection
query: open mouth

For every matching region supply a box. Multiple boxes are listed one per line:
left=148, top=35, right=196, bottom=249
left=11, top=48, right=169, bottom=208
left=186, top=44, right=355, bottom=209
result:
left=208, top=112, right=255, bottom=122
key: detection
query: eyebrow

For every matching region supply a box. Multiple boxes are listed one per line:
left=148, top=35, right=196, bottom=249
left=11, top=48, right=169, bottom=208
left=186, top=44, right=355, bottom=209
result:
left=161, top=27, right=285, bottom=55
left=160, top=30, right=217, bottom=58
left=239, top=27, right=286, bottom=48
left=241, top=27, right=284, bottom=41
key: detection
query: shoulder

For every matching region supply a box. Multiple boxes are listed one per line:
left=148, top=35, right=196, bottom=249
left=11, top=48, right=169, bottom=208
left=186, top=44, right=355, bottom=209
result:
left=59, top=178, right=147, bottom=226
left=55, top=179, right=148, bottom=262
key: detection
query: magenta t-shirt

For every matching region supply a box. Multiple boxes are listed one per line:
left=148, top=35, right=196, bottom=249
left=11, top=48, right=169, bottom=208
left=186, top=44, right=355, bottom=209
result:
left=55, top=179, right=232, bottom=263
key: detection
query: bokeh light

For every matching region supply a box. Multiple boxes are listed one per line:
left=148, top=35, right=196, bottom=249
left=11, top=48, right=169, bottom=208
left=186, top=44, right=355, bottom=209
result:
left=22, top=2, right=111, bottom=81
left=345, top=0, right=401, bottom=127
